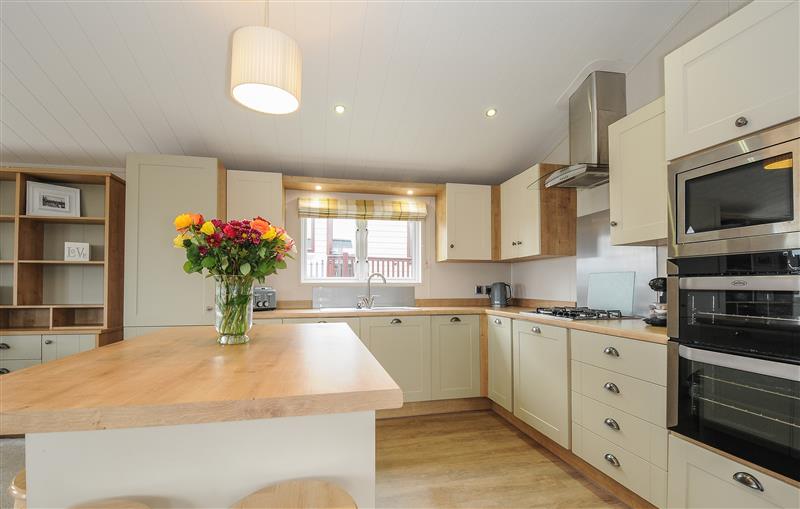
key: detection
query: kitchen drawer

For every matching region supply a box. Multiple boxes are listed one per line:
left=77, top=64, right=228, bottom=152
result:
left=573, top=422, right=667, bottom=508
left=572, top=360, right=666, bottom=426
left=572, top=391, right=667, bottom=469
left=571, top=329, right=666, bottom=386
left=668, top=434, right=799, bottom=509
left=0, top=335, right=42, bottom=361
left=0, top=359, right=40, bottom=374
left=282, top=317, right=360, bottom=336
left=512, top=319, right=567, bottom=342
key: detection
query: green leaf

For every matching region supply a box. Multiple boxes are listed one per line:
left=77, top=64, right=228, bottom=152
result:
left=240, top=262, right=251, bottom=276
left=276, top=260, right=287, bottom=270
left=201, top=256, right=217, bottom=269
left=183, top=260, right=194, bottom=273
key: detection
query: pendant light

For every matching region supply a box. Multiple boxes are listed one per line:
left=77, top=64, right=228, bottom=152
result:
left=230, top=0, right=302, bottom=114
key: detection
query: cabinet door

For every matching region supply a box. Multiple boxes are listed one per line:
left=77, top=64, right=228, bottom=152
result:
left=667, top=435, right=799, bottom=509
left=487, top=315, right=513, bottom=411
left=500, top=178, right=518, bottom=260
left=442, top=184, right=491, bottom=261
left=0, top=334, right=42, bottom=361
left=282, top=317, right=360, bottom=338
left=227, top=170, right=283, bottom=226
left=42, top=334, right=95, bottom=362
left=513, top=320, right=569, bottom=447
left=609, top=97, right=667, bottom=246
left=514, top=166, right=541, bottom=258
left=361, top=316, right=431, bottom=402
left=664, top=1, right=800, bottom=160
left=125, top=154, right=220, bottom=327
left=430, top=315, right=480, bottom=400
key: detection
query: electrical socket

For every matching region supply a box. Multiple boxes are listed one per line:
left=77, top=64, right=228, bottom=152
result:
left=475, top=285, right=484, bottom=295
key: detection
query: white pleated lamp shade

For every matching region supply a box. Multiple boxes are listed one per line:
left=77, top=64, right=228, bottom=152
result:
left=230, top=26, right=302, bottom=114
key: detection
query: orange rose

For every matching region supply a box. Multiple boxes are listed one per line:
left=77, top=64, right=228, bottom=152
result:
left=251, top=218, right=270, bottom=234
left=189, top=213, right=204, bottom=226
left=174, top=213, right=192, bottom=232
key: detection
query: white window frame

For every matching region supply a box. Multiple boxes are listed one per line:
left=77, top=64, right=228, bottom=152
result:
left=300, top=218, right=422, bottom=284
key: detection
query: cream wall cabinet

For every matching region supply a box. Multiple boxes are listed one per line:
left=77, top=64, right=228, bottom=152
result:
left=667, top=435, right=799, bottom=509
left=512, top=319, right=570, bottom=448
left=500, top=164, right=575, bottom=261
left=226, top=170, right=284, bottom=225
left=125, top=154, right=224, bottom=328
left=608, top=97, right=668, bottom=246
left=487, top=314, right=513, bottom=411
left=664, top=1, right=800, bottom=160
left=282, top=317, right=361, bottom=338
left=430, top=315, right=480, bottom=400
left=437, top=184, right=492, bottom=261
left=361, top=316, right=432, bottom=403
left=42, top=334, right=95, bottom=362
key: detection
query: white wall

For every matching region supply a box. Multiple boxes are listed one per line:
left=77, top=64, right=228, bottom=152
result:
left=268, top=190, right=511, bottom=302
left=510, top=1, right=748, bottom=302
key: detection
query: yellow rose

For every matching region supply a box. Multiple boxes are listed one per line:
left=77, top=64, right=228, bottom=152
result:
left=262, top=226, right=278, bottom=241
left=173, top=233, right=188, bottom=248
left=200, top=221, right=216, bottom=236
left=174, top=213, right=192, bottom=231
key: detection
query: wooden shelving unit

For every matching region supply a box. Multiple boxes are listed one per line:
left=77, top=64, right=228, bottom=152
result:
left=0, top=168, right=124, bottom=338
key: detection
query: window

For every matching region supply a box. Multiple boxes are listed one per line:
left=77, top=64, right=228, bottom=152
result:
left=301, top=217, right=421, bottom=283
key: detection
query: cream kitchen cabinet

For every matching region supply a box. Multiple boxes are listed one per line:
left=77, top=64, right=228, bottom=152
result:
left=430, top=315, right=480, bottom=400
left=42, top=334, right=95, bottom=362
left=664, top=1, right=800, bottom=160
left=0, top=334, right=42, bottom=362
left=512, top=320, right=570, bottom=448
left=667, top=435, right=799, bottom=509
left=125, top=154, right=224, bottom=328
left=500, top=163, right=575, bottom=261
left=487, top=314, right=513, bottom=411
left=608, top=97, right=667, bottom=245
left=361, top=316, right=432, bottom=403
left=282, top=317, right=361, bottom=338
left=437, top=183, right=492, bottom=261
left=227, top=170, right=284, bottom=226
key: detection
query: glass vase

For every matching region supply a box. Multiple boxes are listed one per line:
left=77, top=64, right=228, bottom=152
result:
left=214, top=275, right=254, bottom=345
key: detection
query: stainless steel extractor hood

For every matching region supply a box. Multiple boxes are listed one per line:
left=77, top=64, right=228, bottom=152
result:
left=544, top=71, right=626, bottom=188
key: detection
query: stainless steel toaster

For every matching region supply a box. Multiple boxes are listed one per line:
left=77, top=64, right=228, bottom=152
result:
left=253, top=286, right=277, bottom=311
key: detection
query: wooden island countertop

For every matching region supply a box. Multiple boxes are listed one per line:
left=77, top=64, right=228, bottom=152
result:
left=0, top=323, right=403, bottom=435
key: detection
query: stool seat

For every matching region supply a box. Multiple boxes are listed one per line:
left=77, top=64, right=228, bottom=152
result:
left=69, top=500, right=150, bottom=509
left=232, top=480, right=357, bottom=509
left=8, top=469, right=26, bottom=509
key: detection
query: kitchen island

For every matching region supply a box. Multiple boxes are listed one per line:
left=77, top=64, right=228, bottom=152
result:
left=0, top=323, right=403, bottom=508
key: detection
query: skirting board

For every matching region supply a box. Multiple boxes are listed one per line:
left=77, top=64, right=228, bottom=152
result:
left=376, top=397, right=491, bottom=419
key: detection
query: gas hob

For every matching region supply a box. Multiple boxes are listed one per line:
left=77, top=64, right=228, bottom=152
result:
left=519, top=306, right=635, bottom=321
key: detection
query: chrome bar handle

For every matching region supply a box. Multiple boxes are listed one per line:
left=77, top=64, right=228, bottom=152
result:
left=603, top=382, right=620, bottom=394
left=733, top=472, right=764, bottom=492
left=604, top=453, right=620, bottom=467
left=603, top=346, right=619, bottom=357
left=604, top=418, right=620, bottom=431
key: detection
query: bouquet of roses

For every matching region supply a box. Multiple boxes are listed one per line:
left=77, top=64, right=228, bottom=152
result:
left=172, top=213, right=295, bottom=280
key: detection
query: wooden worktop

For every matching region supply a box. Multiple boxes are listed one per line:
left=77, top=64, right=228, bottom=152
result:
left=0, top=323, right=403, bottom=434
left=255, top=306, right=669, bottom=344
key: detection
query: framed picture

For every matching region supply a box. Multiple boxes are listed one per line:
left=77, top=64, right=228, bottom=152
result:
left=26, top=182, right=81, bottom=217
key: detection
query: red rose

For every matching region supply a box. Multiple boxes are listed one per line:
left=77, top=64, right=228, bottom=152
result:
left=223, top=225, right=236, bottom=238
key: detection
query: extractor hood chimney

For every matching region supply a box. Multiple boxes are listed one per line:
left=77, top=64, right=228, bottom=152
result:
left=544, top=71, right=626, bottom=188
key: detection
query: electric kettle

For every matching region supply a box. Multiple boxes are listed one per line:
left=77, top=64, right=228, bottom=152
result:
left=489, top=282, right=512, bottom=307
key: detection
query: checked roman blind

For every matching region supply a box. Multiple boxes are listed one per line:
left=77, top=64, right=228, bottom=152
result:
left=297, top=197, right=427, bottom=221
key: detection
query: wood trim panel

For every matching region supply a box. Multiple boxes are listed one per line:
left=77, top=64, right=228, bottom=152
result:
left=479, top=314, right=488, bottom=396
left=491, top=402, right=656, bottom=509
left=491, top=185, right=501, bottom=261
left=377, top=397, right=491, bottom=419
left=283, top=175, right=444, bottom=197
left=538, top=165, right=577, bottom=257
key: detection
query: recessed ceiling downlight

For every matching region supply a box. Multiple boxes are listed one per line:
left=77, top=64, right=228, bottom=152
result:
left=334, top=105, right=346, bottom=114
left=485, top=108, right=497, bottom=118
left=230, top=26, right=302, bottom=115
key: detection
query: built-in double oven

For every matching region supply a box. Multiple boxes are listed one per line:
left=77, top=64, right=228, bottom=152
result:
left=667, top=120, right=800, bottom=483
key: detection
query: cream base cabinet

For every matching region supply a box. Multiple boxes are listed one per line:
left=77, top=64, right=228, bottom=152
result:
left=430, top=315, right=480, bottom=400
left=282, top=317, right=361, bottom=339
left=42, top=334, right=95, bottom=362
left=226, top=170, right=283, bottom=226
left=608, top=97, right=667, bottom=245
left=125, top=154, right=223, bottom=328
left=664, top=1, right=800, bottom=160
left=437, top=184, right=492, bottom=261
left=487, top=315, right=513, bottom=411
left=667, top=435, right=800, bottom=509
left=361, top=316, right=431, bottom=403
left=512, top=320, right=570, bottom=448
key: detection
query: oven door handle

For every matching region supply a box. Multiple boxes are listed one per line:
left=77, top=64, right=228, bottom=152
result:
left=678, top=345, right=800, bottom=382
left=678, top=275, right=800, bottom=292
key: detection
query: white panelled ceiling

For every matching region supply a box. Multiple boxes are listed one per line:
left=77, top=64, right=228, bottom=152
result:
left=0, top=1, right=693, bottom=184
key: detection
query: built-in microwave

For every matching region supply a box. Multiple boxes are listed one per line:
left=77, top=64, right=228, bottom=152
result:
left=668, top=120, right=800, bottom=258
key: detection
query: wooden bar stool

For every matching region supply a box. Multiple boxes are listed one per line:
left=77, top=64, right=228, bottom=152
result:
left=231, top=480, right=357, bottom=509
left=8, top=469, right=26, bottom=509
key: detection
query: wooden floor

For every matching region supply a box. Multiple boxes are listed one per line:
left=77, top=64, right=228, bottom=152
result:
left=376, top=411, right=627, bottom=508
